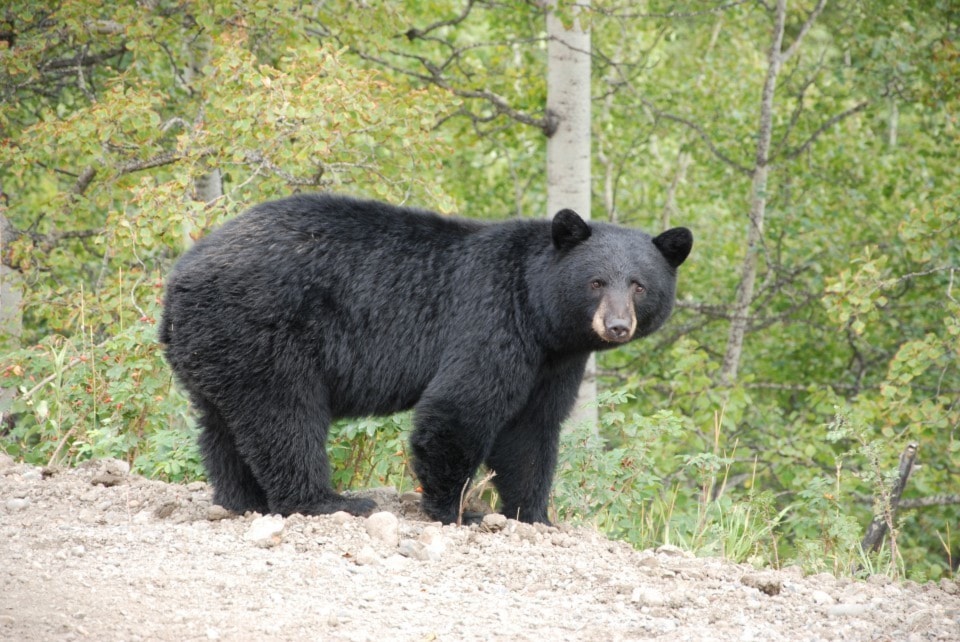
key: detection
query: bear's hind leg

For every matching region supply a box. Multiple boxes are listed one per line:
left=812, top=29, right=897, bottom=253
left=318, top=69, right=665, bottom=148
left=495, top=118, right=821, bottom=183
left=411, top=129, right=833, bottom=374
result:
left=195, top=396, right=269, bottom=514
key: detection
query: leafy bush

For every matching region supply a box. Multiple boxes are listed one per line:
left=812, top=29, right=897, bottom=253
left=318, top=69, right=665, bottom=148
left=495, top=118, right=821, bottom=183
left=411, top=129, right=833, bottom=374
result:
left=3, top=316, right=201, bottom=482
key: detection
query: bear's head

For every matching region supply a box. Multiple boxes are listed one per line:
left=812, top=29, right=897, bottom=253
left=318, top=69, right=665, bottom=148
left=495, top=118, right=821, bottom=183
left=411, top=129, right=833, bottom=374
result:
left=546, top=208, right=692, bottom=351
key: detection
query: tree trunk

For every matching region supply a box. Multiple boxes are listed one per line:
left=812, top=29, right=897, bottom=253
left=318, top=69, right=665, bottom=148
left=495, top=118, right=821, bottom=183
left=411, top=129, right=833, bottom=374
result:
left=718, top=0, right=826, bottom=387
left=0, top=213, right=23, bottom=421
left=546, top=1, right=594, bottom=430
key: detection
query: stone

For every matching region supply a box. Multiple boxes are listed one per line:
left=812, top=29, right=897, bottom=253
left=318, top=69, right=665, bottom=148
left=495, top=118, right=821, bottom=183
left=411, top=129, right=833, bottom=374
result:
left=206, top=505, right=233, bottom=521
left=480, top=513, right=508, bottom=533
left=330, top=511, right=354, bottom=524
left=4, top=498, right=29, bottom=512
left=631, top=586, right=666, bottom=607
left=741, top=572, right=782, bottom=596
left=354, top=545, right=381, bottom=566
left=811, top=590, right=835, bottom=605
left=244, top=514, right=285, bottom=548
left=655, top=544, right=686, bottom=557
left=365, top=511, right=399, bottom=547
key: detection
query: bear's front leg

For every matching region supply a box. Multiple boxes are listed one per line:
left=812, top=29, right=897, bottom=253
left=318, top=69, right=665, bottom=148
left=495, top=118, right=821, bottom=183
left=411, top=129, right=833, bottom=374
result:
left=410, top=360, right=534, bottom=525
left=410, top=396, right=494, bottom=525
left=486, top=354, right=588, bottom=524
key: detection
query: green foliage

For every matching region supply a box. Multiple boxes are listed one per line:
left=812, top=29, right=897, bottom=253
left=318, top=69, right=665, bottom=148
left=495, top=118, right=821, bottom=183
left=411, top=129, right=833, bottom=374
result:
left=3, top=314, right=201, bottom=482
left=328, top=414, right=414, bottom=493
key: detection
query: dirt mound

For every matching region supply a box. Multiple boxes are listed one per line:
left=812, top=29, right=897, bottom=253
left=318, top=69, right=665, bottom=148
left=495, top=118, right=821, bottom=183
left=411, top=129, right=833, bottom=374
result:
left=2, top=454, right=958, bottom=641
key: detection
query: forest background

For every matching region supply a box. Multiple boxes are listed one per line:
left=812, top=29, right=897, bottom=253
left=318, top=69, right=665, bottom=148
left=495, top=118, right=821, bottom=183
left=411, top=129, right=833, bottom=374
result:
left=1, top=0, right=957, bottom=581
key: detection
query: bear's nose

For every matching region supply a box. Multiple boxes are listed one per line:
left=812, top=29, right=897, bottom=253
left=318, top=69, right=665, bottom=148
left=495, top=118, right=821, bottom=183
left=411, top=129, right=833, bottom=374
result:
left=606, top=319, right=631, bottom=341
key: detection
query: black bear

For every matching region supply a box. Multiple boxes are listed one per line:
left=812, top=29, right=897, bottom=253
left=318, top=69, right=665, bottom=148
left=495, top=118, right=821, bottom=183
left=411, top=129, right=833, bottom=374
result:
left=160, top=193, right=692, bottom=524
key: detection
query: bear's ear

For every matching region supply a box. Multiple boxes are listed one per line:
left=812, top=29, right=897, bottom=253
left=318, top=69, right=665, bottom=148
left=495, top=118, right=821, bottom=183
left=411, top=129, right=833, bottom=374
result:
left=552, top=209, right=592, bottom=251
left=653, top=227, right=693, bottom=268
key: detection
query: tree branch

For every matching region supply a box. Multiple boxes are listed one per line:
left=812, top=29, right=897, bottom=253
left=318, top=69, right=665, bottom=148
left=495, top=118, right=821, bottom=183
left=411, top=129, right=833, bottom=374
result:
left=782, top=99, right=871, bottom=162
left=641, top=103, right=753, bottom=175
left=404, top=0, right=478, bottom=40
left=780, top=0, right=828, bottom=64
left=898, top=494, right=960, bottom=510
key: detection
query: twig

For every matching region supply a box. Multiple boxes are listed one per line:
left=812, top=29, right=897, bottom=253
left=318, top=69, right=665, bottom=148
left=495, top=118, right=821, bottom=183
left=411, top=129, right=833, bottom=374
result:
left=456, top=469, right=497, bottom=526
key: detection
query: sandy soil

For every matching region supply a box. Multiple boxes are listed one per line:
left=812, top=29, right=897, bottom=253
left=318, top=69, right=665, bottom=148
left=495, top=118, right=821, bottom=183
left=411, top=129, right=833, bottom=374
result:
left=2, top=453, right=958, bottom=641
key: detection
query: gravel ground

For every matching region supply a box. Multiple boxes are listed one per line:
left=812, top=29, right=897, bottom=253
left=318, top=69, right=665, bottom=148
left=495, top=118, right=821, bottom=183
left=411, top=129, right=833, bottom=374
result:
left=2, top=453, right=958, bottom=641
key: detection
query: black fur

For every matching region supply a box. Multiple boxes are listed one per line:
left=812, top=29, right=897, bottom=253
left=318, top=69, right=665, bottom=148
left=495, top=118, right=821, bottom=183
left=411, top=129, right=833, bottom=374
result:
left=160, top=193, right=692, bottom=524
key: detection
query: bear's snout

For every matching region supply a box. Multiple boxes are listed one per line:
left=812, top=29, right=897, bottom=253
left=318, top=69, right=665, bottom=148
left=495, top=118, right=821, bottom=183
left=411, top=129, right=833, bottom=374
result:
left=605, top=318, right=633, bottom=342
left=591, top=296, right=637, bottom=343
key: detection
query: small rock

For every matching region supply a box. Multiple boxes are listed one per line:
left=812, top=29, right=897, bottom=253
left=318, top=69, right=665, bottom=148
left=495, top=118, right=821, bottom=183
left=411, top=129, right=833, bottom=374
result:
left=398, top=538, right=424, bottom=558
left=365, top=511, right=399, bottom=547
left=21, top=468, right=43, bottom=482
left=153, top=501, right=178, bottom=519
left=811, top=590, right=835, bottom=605
left=91, top=459, right=129, bottom=486
left=5, top=498, right=30, bottom=512
left=206, top=505, right=233, bottom=521
left=550, top=533, right=575, bottom=548
left=419, top=526, right=447, bottom=559
left=398, top=538, right=440, bottom=561
left=741, top=572, right=782, bottom=596
left=655, top=544, right=685, bottom=557
left=91, top=472, right=124, bottom=487
left=938, top=579, right=958, bottom=595
left=631, top=586, right=666, bottom=607
left=354, top=545, right=380, bottom=566
left=480, top=513, right=508, bottom=533
left=637, top=555, right=660, bottom=570
left=244, top=514, right=285, bottom=548
left=513, top=522, right=540, bottom=543
left=0, top=614, right=15, bottom=625
left=828, top=603, right=872, bottom=617
left=0, top=452, right=13, bottom=470
left=331, top=511, right=354, bottom=524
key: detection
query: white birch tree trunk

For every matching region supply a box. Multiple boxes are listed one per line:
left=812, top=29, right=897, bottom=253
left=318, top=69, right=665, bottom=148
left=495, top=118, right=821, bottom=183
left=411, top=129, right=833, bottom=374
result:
left=546, top=1, right=595, bottom=430
left=718, top=0, right=826, bottom=387
left=0, top=214, right=23, bottom=420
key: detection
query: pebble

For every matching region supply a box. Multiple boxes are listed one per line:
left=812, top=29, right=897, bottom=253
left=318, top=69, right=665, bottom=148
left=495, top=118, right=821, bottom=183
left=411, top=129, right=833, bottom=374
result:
left=4, top=498, right=30, bottom=512
left=354, top=545, right=380, bottom=566
left=741, top=572, right=782, bottom=596
left=631, top=586, right=666, bottom=607
left=655, top=544, right=686, bottom=557
left=419, top=526, right=447, bottom=558
left=828, top=603, right=872, bottom=617
left=481, top=513, right=508, bottom=532
left=206, top=505, right=233, bottom=521
left=398, top=538, right=443, bottom=561
left=330, top=511, right=354, bottom=524
left=811, top=590, right=835, bottom=605
left=365, top=511, right=399, bottom=547
left=244, top=514, right=285, bottom=548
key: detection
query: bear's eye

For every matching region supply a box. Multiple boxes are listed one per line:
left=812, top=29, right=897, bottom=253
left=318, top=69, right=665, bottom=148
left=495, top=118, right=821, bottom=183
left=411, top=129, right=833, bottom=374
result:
left=590, top=279, right=604, bottom=290
left=633, top=282, right=646, bottom=294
